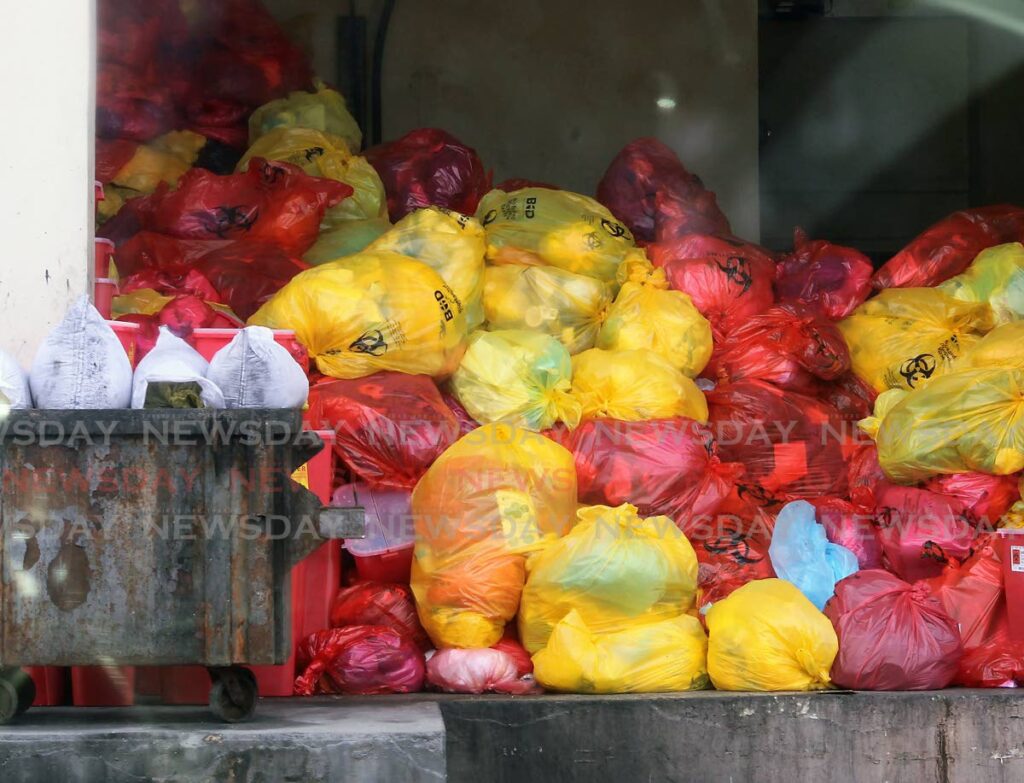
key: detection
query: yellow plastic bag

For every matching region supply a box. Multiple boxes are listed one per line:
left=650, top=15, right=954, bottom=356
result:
left=249, top=81, right=362, bottom=153
left=518, top=503, right=699, bottom=653
left=366, top=207, right=486, bottom=329
left=706, top=578, right=837, bottom=691
left=837, top=288, right=993, bottom=392
left=236, top=128, right=387, bottom=225
left=856, top=388, right=909, bottom=440
left=248, top=250, right=467, bottom=379
left=571, top=348, right=708, bottom=422
left=939, top=242, right=1024, bottom=325
left=596, top=258, right=712, bottom=377
left=110, top=130, right=207, bottom=194
left=451, top=330, right=581, bottom=431
left=961, top=321, right=1024, bottom=371
left=476, top=187, right=644, bottom=285
left=875, top=367, right=1024, bottom=483
left=302, top=218, right=393, bottom=265
left=411, top=423, right=577, bottom=648
left=482, top=264, right=611, bottom=355
left=532, top=609, right=709, bottom=694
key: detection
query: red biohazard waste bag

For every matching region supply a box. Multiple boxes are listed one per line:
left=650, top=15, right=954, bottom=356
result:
left=119, top=268, right=223, bottom=303
left=848, top=444, right=886, bottom=509
left=706, top=380, right=851, bottom=504
left=817, top=372, right=878, bottom=422
left=96, top=138, right=141, bottom=184
left=96, top=62, right=178, bottom=142
left=110, top=160, right=351, bottom=254
left=872, top=204, right=1024, bottom=289
left=308, top=373, right=459, bottom=489
left=551, top=417, right=742, bottom=530
left=956, top=633, right=1024, bottom=687
left=98, top=0, right=189, bottom=71
left=703, top=304, right=850, bottom=393
left=774, top=229, right=874, bottom=320
left=329, top=582, right=431, bottom=652
left=596, top=138, right=730, bottom=245
left=873, top=483, right=975, bottom=582
left=691, top=511, right=775, bottom=610
left=492, top=630, right=533, bottom=676
left=926, top=541, right=1006, bottom=651
left=426, top=648, right=541, bottom=695
left=364, top=128, right=491, bottom=222
left=923, top=473, right=1021, bottom=526
left=106, top=232, right=230, bottom=276
left=824, top=569, right=962, bottom=690
left=811, top=497, right=882, bottom=570
left=294, top=626, right=425, bottom=695
left=195, top=241, right=308, bottom=320
left=650, top=234, right=776, bottom=335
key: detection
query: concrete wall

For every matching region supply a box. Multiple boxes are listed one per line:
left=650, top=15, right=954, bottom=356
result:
left=0, top=0, right=94, bottom=367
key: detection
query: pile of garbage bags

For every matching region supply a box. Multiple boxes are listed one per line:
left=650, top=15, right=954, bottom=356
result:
left=46, top=0, right=1024, bottom=696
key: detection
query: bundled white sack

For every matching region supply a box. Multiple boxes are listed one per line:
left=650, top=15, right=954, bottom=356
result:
left=131, top=328, right=225, bottom=409
left=0, top=350, right=31, bottom=409
left=207, top=326, right=308, bottom=408
left=29, top=296, right=132, bottom=409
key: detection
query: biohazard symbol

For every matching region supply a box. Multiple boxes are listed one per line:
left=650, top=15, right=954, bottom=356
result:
left=195, top=205, right=259, bottom=238
left=716, top=256, right=753, bottom=293
left=736, top=482, right=778, bottom=509
left=601, top=219, right=627, bottom=238
left=349, top=330, right=387, bottom=356
left=921, top=540, right=948, bottom=563
left=703, top=523, right=764, bottom=565
left=899, top=354, right=936, bottom=388
left=481, top=209, right=498, bottom=226
left=304, top=146, right=325, bottom=162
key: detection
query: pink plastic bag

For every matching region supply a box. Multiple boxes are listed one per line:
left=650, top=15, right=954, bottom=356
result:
left=923, top=473, right=1020, bottom=527
left=426, top=648, right=541, bottom=695
left=810, top=496, right=882, bottom=570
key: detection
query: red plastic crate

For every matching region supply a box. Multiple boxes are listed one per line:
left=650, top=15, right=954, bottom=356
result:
left=25, top=667, right=65, bottom=707
left=94, top=278, right=117, bottom=319
left=107, top=320, right=141, bottom=367
left=95, top=237, right=115, bottom=278
left=191, top=328, right=309, bottom=373
left=71, top=666, right=135, bottom=706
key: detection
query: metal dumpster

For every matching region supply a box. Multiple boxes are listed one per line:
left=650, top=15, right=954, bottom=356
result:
left=0, top=409, right=364, bottom=722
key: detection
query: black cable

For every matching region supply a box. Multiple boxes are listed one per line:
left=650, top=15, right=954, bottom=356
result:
left=370, top=0, right=396, bottom=146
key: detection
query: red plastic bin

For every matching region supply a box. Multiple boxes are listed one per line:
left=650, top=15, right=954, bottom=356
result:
left=95, top=238, right=115, bottom=278
left=25, top=667, right=65, bottom=707
left=107, top=320, right=141, bottom=367
left=999, top=528, right=1024, bottom=641
left=71, top=666, right=135, bottom=707
left=94, top=278, right=117, bottom=319
left=191, top=328, right=309, bottom=373
left=334, top=483, right=415, bottom=584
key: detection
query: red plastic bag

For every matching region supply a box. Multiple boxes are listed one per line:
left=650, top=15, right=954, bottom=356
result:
left=107, top=232, right=232, bottom=276
left=596, top=138, right=730, bottom=245
left=492, top=630, right=533, bottom=676
left=774, top=229, right=873, bottom=320
left=426, top=648, right=541, bottom=695
left=365, top=128, right=491, bottom=222
left=294, top=626, right=425, bottom=696
left=873, top=483, right=975, bottom=582
left=330, top=582, right=430, bottom=652
left=552, top=417, right=742, bottom=531
left=308, top=373, right=459, bottom=489
left=816, top=372, right=878, bottom=423
left=650, top=234, right=776, bottom=335
left=706, top=380, right=851, bottom=503
left=956, top=634, right=1024, bottom=687
left=96, top=138, right=140, bottom=184
left=96, top=63, right=178, bottom=142
left=824, top=569, right=962, bottom=690
left=119, top=268, right=222, bottom=303
left=703, top=304, right=850, bottom=392
left=872, top=204, right=1024, bottom=289
left=926, top=542, right=1005, bottom=651
left=923, top=473, right=1020, bottom=527
left=848, top=443, right=886, bottom=509
left=691, top=511, right=776, bottom=610
left=111, top=160, right=351, bottom=254
left=194, top=241, right=308, bottom=320
left=98, top=0, right=189, bottom=71
left=811, top=497, right=882, bottom=570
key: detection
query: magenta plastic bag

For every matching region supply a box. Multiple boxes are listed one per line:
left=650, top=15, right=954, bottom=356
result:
left=810, top=497, right=883, bottom=570
left=364, top=128, right=491, bottom=222
left=426, top=648, right=541, bottom=695
left=294, top=626, right=425, bottom=696
left=596, top=138, right=730, bottom=244
left=774, top=229, right=873, bottom=320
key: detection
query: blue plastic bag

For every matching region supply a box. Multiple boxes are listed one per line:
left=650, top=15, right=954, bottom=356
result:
left=768, top=500, right=859, bottom=610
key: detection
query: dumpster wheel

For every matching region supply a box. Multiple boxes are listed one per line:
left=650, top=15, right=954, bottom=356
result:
left=208, top=666, right=258, bottom=723
left=0, top=668, right=36, bottom=724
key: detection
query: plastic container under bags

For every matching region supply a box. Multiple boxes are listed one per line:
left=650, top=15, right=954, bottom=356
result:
left=333, top=483, right=415, bottom=583
left=206, top=325, right=308, bottom=409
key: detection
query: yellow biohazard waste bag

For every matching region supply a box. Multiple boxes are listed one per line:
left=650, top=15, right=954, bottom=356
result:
left=482, top=264, right=611, bottom=355
left=596, top=257, right=712, bottom=377
left=249, top=81, right=362, bottom=153
left=109, top=130, right=207, bottom=195
left=571, top=348, right=708, bottom=422
left=475, top=187, right=645, bottom=285
left=939, top=242, right=1024, bottom=326
left=856, top=388, right=909, bottom=440
left=706, top=578, right=838, bottom=691
left=249, top=250, right=467, bottom=379
left=411, top=423, right=577, bottom=648
left=962, top=321, right=1024, bottom=371
left=366, top=207, right=486, bottom=329
left=302, top=218, right=392, bottom=265
left=237, top=128, right=386, bottom=226
left=518, top=503, right=699, bottom=653
left=532, top=609, right=709, bottom=694
left=837, top=288, right=993, bottom=392
left=451, top=330, right=581, bottom=431
left=875, top=367, right=1024, bottom=483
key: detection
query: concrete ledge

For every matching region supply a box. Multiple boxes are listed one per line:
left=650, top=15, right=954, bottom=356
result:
left=0, top=700, right=445, bottom=783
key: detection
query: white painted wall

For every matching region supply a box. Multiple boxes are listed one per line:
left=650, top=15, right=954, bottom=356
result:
left=0, top=0, right=94, bottom=367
